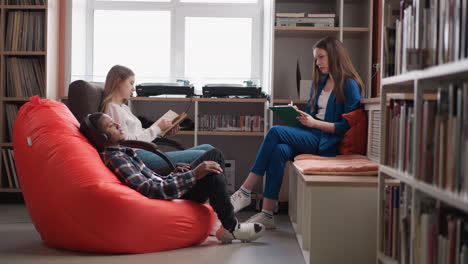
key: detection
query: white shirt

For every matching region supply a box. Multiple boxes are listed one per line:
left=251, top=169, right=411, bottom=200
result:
left=315, top=89, right=332, bottom=120
left=105, top=103, right=161, bottom=142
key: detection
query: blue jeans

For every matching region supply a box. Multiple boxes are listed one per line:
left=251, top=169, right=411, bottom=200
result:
left=136, top=144, right=215, bottom=171
left=250, top=125, right=320, bottom=200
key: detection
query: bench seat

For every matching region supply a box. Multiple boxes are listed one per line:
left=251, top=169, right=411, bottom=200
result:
left=294, top=154, right=378, bottom=176
left=288, top=155, right=379, bottom=264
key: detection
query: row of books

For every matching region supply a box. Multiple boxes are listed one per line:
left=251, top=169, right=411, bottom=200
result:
left=388, top=183, right=468, bottom=264
left=5, top=11, right=45, bottom=51
left=385, top=98, right=414, bottom=173
left=384, top=82, right=468, bottom=195
left=1, top=148, right=18, bottom=189
left=382, top=184, right=404, bottom=260
left=419, top=84, right=468, bottom=194
left=5, top=104, right=19, bottom=142
left=414, top=196, right=468, bottom=264
left=198, top=114, right=264, bottom=132
left=383, top=0, right=468, bottom=77
left=383, top=183, right=468, bottom=263
left=5, top=57, right=45, bottom=97
left=6, top=0, right=45, bottom=4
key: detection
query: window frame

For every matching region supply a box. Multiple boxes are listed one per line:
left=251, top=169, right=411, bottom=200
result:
left=75, top=0, right=263, bottom=86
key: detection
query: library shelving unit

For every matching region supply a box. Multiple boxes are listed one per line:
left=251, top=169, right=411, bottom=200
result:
left=377, top=0, right=468, bottom=262
left=129, top=96, right=268, bottom=194
left=0, top=0, right=49, bottom=194
left=272, top=0, right=373, bottom=103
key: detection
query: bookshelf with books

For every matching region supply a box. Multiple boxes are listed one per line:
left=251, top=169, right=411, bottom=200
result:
left=272, top=0, right=373, bottom=103
left=0, top=0, right=56, bottom=194
left=129, top=97, right=267, bottom=195
left=377, top=0, right=468, bottom=262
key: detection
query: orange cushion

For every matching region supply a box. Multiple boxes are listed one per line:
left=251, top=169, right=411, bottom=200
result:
left=294, top=154, right=378, bottom=175
left=13, top=96, right=215, bottom=253
left=339, top=108, right=368, bottom=155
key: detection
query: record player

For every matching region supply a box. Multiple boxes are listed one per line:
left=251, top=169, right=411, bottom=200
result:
left=136, top=82, right=195, bottom=97
left=202, top=81, right=265, bottom=98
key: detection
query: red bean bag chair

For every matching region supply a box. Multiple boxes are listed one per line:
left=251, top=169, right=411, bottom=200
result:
left=12, top=96, right=215, bottom=253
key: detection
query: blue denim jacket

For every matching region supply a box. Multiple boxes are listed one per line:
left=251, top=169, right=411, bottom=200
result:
left=304, top=74, right=361, bottom=156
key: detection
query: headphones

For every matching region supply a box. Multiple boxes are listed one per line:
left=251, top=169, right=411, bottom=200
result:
left=83, top=114, right=110, bottom=148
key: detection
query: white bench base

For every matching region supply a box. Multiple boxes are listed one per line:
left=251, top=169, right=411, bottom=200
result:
left=288, top=163, right=378, bottom=264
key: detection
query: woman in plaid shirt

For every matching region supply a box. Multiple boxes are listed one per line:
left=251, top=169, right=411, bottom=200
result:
left=80, top=112, right=265, bottom=243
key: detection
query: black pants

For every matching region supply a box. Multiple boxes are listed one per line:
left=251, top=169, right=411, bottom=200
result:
left=181, top=148, right=237, bottom=232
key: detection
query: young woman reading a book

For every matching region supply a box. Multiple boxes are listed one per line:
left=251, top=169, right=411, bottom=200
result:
left=231, top=36, right=364, bottom=229
left=101, top=65, right=214, bottom=171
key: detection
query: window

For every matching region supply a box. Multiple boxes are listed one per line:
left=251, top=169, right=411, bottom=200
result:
left=93, top=10, right=171, bottom=79
left=69, top=1, right=262, bottom=90
left=185, top=17, right=252, bottom=80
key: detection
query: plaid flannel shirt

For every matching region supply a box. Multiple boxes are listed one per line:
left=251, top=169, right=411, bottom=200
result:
left=100, top=146, right=196, bottom=200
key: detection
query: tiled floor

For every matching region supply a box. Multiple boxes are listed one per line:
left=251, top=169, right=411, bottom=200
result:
left=0, top=204, right=305, bottom=264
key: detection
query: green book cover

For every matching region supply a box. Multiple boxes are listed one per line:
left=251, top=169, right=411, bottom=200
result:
left=269, top=106, right=303, bottom=127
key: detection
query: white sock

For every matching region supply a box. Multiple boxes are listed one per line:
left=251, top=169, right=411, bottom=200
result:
left=262, top=209, right=273, bottom=219
left=239, top=186, right=251, bottom=197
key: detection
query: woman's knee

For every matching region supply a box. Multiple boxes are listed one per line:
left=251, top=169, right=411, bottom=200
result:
left=199, top=172, right=227, bottom=186
left=202, top=148, right=225, bottom=165
left=272, top=144, right=294, bottom=161
left=265, top=125, right=289, bottom=141
left=197, top=144, right=215, bottom=151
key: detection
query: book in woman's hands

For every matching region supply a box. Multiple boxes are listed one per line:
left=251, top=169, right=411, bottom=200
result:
left=156, top=110, right=188, bottom=137
left=269, top=105, right=303, bottom=127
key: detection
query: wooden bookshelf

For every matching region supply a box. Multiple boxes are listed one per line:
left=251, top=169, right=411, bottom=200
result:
left=275, top=26, right=340, bottom=38
left=377, top=0, right=468, bottom=261
left=272, top=99, right=308, bottom=104
left=272, top=0, right=373, bottom=103
left=195, top=98, right=267, bottom=103
left=0, top=0, right=51, bottom=194
left=197, top=131, right=264, bottom=136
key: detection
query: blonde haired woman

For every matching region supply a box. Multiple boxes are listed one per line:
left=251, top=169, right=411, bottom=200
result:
left=101, top=65, right=214, bottom=171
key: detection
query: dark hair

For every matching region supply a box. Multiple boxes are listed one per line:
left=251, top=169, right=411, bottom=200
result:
left=79, top=112, right=108, bottom=148
left=311, top=36, right=364, bottom=111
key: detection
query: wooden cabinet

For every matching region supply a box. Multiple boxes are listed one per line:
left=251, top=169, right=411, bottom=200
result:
left=272, top=0, right=373, bottom=103
left=0, top=0, right=58, bottom=194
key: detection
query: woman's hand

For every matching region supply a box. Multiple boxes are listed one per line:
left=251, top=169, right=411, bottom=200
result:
left=192, top=161, right=223, bottom=180
left=295, top=109, right=319, bottom=128
left=167, top=124, right=180, bottom=136
left=157, top=119, right=172, bottom=131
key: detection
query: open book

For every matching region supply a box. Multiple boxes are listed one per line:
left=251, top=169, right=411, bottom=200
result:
left=269, top=105, right=303, bottom=127
left=155, top=110, right=188, bottom=137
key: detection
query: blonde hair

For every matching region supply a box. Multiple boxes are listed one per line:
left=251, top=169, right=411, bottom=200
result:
left=101, top=65, right=135, bottom=113
left=311, top=36, right=364, bottom=111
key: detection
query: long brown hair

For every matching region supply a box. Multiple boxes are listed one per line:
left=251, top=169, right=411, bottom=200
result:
left=101, top=65, right=135, bottom=113
left=311, top=36, right=364, bottom=112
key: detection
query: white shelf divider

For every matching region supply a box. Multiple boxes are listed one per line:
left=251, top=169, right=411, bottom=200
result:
left=382, top=58, right=468, bottom=86
left=380, top=164, right=468, bottom=215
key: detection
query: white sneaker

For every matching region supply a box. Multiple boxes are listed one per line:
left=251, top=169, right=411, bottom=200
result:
left=246, top=212, right=276, bottom=230
left=231, top=190, right=251, bottom=213
left=215, top=222, right=265, bottom=243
